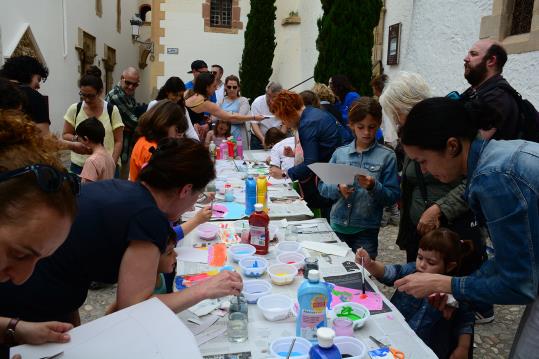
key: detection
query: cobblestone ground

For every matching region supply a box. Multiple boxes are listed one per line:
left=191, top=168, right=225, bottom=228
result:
left=80, top=224, right=524, bottom=358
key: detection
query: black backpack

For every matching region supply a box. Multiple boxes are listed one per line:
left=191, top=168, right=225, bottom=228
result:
left=75, top=101, right=114, bottom=120
left=495, top=84, right=539, bottom=143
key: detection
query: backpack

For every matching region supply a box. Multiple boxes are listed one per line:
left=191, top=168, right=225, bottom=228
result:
left=75, top=101, right=114, bottom=121
left=495, top=84, right=539, bottom=143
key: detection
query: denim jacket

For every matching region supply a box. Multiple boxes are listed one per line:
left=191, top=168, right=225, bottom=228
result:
left=318, top=141, right=400, bottom=228
left=382, top=263, right=474, bottom=358
left=452, top=139, right=539, bottom=305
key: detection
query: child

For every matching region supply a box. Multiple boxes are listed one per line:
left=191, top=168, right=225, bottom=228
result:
left=356, top=228, right=474, bottom=359
left=318, top=97, right=399, bottom=257
left=76, top=117, right=116, bottom=183
left=264, top=128, right=296, bottom=172
left=205, top=119, right=231, bottom=147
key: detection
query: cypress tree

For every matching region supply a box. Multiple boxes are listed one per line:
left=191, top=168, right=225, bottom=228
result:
left=314, top=0, right=382, bottom=95
left=239, top=0, right=277, bottom=102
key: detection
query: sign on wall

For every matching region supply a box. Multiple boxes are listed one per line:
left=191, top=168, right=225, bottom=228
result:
left=387, top=23, right=401, bottom=65
left=167, top=48, right=179, bottom=55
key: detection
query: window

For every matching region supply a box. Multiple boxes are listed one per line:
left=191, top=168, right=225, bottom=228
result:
left=210, top=0, right=232, bottom=28
left=510, top=0, right=534, bottom=35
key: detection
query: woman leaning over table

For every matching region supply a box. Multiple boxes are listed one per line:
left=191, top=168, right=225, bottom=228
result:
left=0, top=111, right=79, bottom=357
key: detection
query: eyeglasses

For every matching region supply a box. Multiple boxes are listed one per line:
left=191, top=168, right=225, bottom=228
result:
left=226, top=85, right=238, bottom=90
left=79, top=92, right=97, bottom=99
left=0, top=164, right=80, bottom=195
left=124, top=79, right=140, bottom=88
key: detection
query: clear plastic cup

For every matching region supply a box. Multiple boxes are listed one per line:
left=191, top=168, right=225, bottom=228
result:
left=332, top=318, right=354, bottom=337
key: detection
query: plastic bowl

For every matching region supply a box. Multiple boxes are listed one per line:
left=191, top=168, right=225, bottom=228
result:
left=229, top=244, right=256, bottom=262
left=267, top=263, right=298, bottom=286
left=332, top=302, right=370, bottom=329
left=275, top=241, right=302, bottom=254
left=196, top=223, right=219, bottom=241
left=242, top=279, right=272, bottom=304
left=239, top=256, right=268, bottom=278
left=269, top=336, right=312, bottom=359
left=277, top=252, right=305, bottom=270
left=257, top=294, right=293, bottom=321
left=333, top=336, right=367, bottom=359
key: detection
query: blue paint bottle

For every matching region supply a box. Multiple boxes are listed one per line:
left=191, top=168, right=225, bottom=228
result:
left=309, top=328, right=341, bottom=359
left=245, top=176, right=256, bottom=215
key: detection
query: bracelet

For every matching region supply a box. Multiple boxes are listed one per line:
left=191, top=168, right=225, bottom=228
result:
left=4, top=318, right=20, bottom=345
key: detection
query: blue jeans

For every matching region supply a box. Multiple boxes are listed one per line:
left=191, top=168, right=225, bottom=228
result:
left=335, top=228, right=380, bottom=258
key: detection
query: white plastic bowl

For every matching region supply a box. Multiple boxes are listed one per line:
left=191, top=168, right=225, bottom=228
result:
left=276, top=252, right=305, bottom=270
left=332, top=302, right=370, bottom=329
left=229, top=244, right=256, bottom=262
left=333, top=336, right=367, bottom=359
left=257, top=294, right=293, bottom=321
left=275, top=241, right=302, bottom=254
left=239, top=256, right=268, bottom=278
left=196, top=223, right=219, bottom=241
left=267, top=263, right=298, bottom=286
left=242, top=279, right=272, bottom=304
left=269, top=336, right=312, bottom=359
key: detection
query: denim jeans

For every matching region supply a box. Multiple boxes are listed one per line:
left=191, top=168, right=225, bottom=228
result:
left=335, top=228, right=380, bottom=258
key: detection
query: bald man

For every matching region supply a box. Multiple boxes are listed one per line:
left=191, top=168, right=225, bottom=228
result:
left=460, top=39, right=520, bottom=140
left=105, top=66, right=141, bottom=166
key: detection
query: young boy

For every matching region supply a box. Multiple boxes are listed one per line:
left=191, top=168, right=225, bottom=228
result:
left=76, top=117, right=116, bottom=183
left=264, top=127, right=296, bottom=173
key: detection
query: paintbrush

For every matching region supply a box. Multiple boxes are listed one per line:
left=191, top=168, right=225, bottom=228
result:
left=361, top=255, right=366, bottom=295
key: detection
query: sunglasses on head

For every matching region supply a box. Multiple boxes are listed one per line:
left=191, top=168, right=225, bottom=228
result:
left=0, top=164, right=80, bottom=195
left=226, top=85, right=238, bottom=90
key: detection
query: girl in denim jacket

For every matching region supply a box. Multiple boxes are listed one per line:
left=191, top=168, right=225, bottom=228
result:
left=318, top=98, right=400, bottom=258
left=356, top=228, right=474, bottom=359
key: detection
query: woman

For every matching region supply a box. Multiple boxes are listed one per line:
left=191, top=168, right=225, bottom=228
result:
left=0, top=138, right=243, bottom=326
left=394, top=97, right=539, bottom=357
left=146, top=76, right=198, bottom=141
left=328, top=75, right=358, bottom=144
left=215, top=75, right=251, bottom=144
left=0, top=110, right=78, bottom=352
left=62, top=68, right=124, bottom=176
left=268, top=90, right=341, bottom=216
left=129, top=100, right=188, bottom=181
left=185, top=72, right=264, bottom=140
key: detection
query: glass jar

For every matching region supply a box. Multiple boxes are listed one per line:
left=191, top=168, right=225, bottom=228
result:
left=228, top=295, right=248, bottom=343
left=304, top=257, right=319, bottom=279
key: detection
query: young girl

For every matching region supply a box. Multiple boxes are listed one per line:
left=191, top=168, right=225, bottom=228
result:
left=356, top=228, right=474, bottom=359
left=205, top=119, right=231, bottom=147
left=318, top=97, right=400, bottom=257
left=264, top=128, right=296, bottom=173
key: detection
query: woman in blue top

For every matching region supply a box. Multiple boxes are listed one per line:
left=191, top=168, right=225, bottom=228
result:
left=329, top=75, right=358, bottom=143
left=215, top=75, right=251, bottom=144
left=394, top=97, right=539, bottom=358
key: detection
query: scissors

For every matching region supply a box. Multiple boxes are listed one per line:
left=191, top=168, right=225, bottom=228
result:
left=369, top=336, right=405, bottom=359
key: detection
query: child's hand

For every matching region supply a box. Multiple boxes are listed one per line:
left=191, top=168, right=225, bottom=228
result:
left=449, top=345, right=469, bottom=359
left=356, top=175, right=375, bottom=190
left=355, top=248, right=373, bottom=269
left=195, top=206, right=212, bottom=224
left=283, top=146, right=295, bottom=157
left=338, top=184, right=354, bottom=199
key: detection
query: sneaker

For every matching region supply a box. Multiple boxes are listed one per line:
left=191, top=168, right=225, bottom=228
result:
left=474, top=310, right=495, bottom=324
left=380, top=209, right=390, bottom=227
left=388, top=204, right=400, bottom=226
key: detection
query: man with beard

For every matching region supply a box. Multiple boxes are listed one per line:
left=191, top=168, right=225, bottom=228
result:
left=461, top=39, right=519, bottom=140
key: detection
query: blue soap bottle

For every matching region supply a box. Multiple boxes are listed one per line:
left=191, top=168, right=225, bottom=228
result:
left=245, top=176, right=257, bottom=215
left=309, top=327, right=342, bottom=359
left=296, top=270, right=330, bottom=342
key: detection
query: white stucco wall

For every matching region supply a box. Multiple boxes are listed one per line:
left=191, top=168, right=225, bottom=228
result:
left=0, top=0, right=149, bottom=133
left=382, top=0, right=539, bottom=107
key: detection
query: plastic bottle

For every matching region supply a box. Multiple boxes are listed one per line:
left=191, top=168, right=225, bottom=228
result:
left=219, top=142, right=228, bottom=160
left=236, top=137, right=243, bottom=159
left=224, top=183, right=234, bottom=202
left=296, top=270, right=330, bottom=342
left=208, top=141, right=216, bottom=160
left=215, top=146, right=221, bottom=161
left=256, top=175, right=268, bottom=211
left=248, top=203, right=270, bottom=255
left=227, top=139, right=234, bottom=159
left=309, top=328, right=342, bottom=359
left=245, top=176, right=257, bottom=215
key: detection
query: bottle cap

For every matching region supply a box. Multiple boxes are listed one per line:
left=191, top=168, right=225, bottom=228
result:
left=258, top=174, right=265, bottom=179
left=308, top=269, right=320, bottom=282
left=316, top=327, right=335, bottom=348
left=254, top=203, right=263, bottom=212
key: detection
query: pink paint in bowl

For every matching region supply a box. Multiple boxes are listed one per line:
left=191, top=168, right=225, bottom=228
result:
left=197, top=223, right=219, bottom=241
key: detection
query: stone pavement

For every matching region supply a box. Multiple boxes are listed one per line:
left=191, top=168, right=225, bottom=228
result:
left=80, top=224, right=524, bottom=358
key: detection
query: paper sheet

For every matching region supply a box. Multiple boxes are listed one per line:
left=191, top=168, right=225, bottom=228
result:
left=331, top=285, right=384, bottom=311
left=175, top=247, right=209, bottom=263
left=300, top=241, right=349, bottom=257
left=11, top=298, right=202, bottom=359
left=308, top=162, right=369, bottom=185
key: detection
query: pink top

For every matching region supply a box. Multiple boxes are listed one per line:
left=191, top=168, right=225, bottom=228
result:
left=80, top=147, right=116, bottom=183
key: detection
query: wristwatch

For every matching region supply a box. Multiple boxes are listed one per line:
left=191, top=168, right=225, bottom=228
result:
left=5, top=318, right=19, bottom=345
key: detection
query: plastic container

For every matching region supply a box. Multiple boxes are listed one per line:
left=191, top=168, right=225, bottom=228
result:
left=309, top=328, right=341, bottom=359
left=333, top=336, right=367, bottom=359
left=277, top=252, right=306, bottom=270
left=236, top=137, right=243, bottom=159
left=256, top=175, right=268, bottom=211
left=257, top=294, right=293, bottom=321
left=227, top=140, right=234, bottom=158
left=248, top=203, right=270, bottom=255
left=267, top=263, right=297, bottom=286
left=245, top=176, right=257, bottom=215
left=269, top=336, right=312, bottom=359
left=276, top=241, right=302, bottom=254
left=209, top=141, right=216, bottom=160
left=233, top=220, right=250, bottom=244
left=219, top=142, right=227, bottom=160
left=229, top=243, right=256, bottom=262
left=332, top=318, right=354, bottom=337
left=224, top=183, right=235, bottom=202
left=239, top=256, right=268, bottom=278
left=296, top=270, right=331, bottom=342
left=241, top=279, right=271, bottom=304
left=196, top=223, right=219, bottom=241
left=331, top=302, right=370, bottom=329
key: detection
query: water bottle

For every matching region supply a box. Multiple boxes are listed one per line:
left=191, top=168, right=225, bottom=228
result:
left=245, top=176, right=257, bottom=215
left=296, top=270, right=330, bottom=342
left=208, top=141, right=216, bottom=160
left=309, top=328, right=341, bottom=359
left=236, top=137, right=243, bottom=159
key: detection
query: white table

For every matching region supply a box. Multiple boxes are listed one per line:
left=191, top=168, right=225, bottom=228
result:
left=176, top=218, right=437, bottom=359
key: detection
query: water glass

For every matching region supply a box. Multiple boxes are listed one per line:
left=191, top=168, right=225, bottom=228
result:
left=228, top=312, right=248, bottom=342
left=332, top=318, right=354, bottom=337
left=285, top=225, right=298, bottom=241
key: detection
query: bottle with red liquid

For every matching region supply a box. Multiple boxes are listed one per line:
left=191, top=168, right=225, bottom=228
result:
left=248, top=203, right=270, bottom=255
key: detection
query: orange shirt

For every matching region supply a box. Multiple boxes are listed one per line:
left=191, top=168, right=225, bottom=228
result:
left=129, top=137, right=157, bottom=181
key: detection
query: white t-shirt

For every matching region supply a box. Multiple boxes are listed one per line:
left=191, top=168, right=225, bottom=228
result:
left=269, top=136, right=295, bottom=172
left=215, top=83, right=225, bottom=104
left=250, top=94, right=282, bottom=136
left=146, top=100, right=199, bottom=141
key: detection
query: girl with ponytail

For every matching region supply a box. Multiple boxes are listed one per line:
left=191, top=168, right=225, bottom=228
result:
left=395, top=97, right=539, bottom=357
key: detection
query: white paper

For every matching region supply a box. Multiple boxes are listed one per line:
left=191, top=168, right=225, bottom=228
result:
left=175, top=247, right=209, bottom=264
left=11, top=298, right=202, bottom=359
left=189, top=299, right=220, bottom=317
left=195, top=321, right=228, bottom=345
left=300, top=241, right=349, bottom=257
left=308, top=162, right=369, bottom=185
